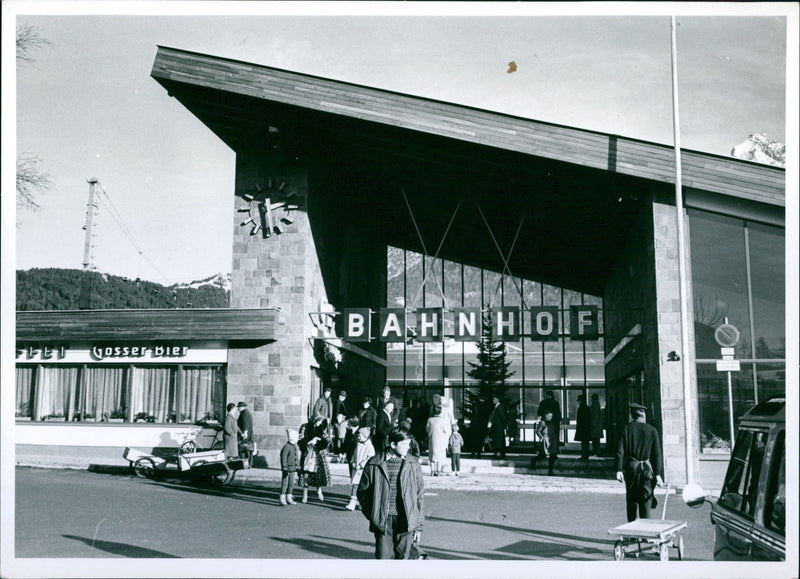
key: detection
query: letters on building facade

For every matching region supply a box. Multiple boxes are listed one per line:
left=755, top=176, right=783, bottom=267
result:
left=342, top=305, right=599, bottom=342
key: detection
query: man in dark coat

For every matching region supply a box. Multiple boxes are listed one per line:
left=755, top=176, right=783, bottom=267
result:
left=537, top=391, right=562, bottom=447
left=359, top=396, right=378, bottom=437
left=357, top=427, right=425, bottom=559
left=237, top=401, right=254, bottom=458
left=374, top=400, right=395, bottom=453
left=334, top=390, right=349, bottom=419
left=487, top=395, right=508, bottom=459
left=590, top=393, right=604, bottom=455
left=376, top=386, right=399, bottom=424
left=574, top=395, right=591, bottom=460
left=616, top=403, right=664, bottom=522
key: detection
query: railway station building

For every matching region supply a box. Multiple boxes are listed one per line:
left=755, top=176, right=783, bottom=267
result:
left=15, top=46, right=785, bottom=486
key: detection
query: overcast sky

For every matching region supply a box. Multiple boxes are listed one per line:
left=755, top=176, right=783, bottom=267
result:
left=6, top=3, right=793, bottom=285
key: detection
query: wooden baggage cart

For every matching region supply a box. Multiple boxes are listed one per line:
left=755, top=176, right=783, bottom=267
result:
left=608, top=486, right=687, bottom=561
left=123, top=446, right=244, bottom=486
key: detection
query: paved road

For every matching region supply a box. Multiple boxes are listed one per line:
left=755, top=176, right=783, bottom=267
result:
left=15, top=466, right=714, bottom=561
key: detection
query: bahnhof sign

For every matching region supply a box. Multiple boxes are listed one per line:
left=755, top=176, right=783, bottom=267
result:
left=15, top=46, right=785, bottom=487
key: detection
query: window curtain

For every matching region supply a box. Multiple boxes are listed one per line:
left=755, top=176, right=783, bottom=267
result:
left=84, top=367, right=126, bottom=421
left=34, top=366, right=79, bottom=421
left=179, top=367, right=223, bottom=422
left=16, top=366, right=35, bottom=417
left=130, top=367, right=173, bottom=422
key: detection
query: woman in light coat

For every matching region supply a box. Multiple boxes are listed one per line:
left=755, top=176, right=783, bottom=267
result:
left=426, top=404, right=451, bottom=476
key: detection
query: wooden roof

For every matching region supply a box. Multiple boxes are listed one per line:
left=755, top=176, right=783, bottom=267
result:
left=152, top=45, right=784, bottom=207
left=16, top=309, right=276, bottom=342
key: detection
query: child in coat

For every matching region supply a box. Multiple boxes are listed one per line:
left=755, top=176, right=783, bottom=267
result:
left=345, top=427, right=375, bottom=511
left=279, top=428, right=300, bottom=505
left=448, top=423, right=464, bottom=477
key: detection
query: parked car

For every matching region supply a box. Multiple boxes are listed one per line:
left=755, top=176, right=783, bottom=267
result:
left=710, top=397, right=785, bottom=561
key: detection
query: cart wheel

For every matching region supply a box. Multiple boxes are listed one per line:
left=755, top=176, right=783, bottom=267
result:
left=210, top=463, right=236, bottom=486
left=677, top=535, right=684, bottom=560
left=133, top=457, right=156, bottom=479
left=613, top=541, right=625, bottom=561
left=659, top=543, right=669, bottom=561
left=211, top=440, right=224, bottom=451
left=180, top=441, right=197, bottom=454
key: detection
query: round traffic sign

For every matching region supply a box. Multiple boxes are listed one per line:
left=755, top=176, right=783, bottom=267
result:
left=714, top=323, right=740, bottom=347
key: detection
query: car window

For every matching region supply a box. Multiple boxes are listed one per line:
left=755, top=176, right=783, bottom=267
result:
left=719, top=429, right=768, bottom=518
left=763, top=430, right=785, bottom=534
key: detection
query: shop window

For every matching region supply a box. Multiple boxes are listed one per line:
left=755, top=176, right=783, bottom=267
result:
left=748, top=223, right=785, bottom=360
left=719, top=429, right=768, bottom=518
left=82, top=366, right=128, bottom=421
left=16, top=366, right=36, bottom=418
left=34, top=366, right=80, bottom=421
left=697, top=363, right=755, bottom=453
left=177, top=367, right=225, bottom=423
left=16, top=363, right=225, bottom=424
left=689, top=211, right=751, bottom=359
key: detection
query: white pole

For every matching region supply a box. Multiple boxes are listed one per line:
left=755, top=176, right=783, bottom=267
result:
left=671, top=16, right=695, bottom=485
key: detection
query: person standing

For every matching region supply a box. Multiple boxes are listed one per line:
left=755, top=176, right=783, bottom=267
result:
left=357, top=427, right=425, bottom=559
left=537, top=391, right=562, bottom=447
left=487, top=395, right=508, bottom=459
left=346, top=427, right=375, bottom=511
left=312, top=386, right=333, bottom=424
left=298, top=412, right=331, bottom=503
left=377, top=386, right=399, bottom=424
left=448, top=423, right=464, bottom=477
left=530, top=411, right=559, bottom=475
left=574, top=395, right=592, bottom=460
left=375, top=400, right=395, bottom=454
left=279, top=428, right=299, bottom=506
left=237, top=401, right=254, bottom=458
left=589, top=393, right=604, bottom=455
left=223, top=403, right=242, bottom=459
left=426, top=404, right=451, bottom=476
left=616, top=403, right=664, bottom=522
left=358, top=396, right=378, bottom=437
left=334, top=389, right=349, bottom=419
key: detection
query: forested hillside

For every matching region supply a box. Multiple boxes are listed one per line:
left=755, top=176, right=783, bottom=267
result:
left=16, top=268, right=229, bottom=310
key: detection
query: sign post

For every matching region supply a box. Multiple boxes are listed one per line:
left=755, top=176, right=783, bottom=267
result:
left=714, top=319, right=741, bottom=449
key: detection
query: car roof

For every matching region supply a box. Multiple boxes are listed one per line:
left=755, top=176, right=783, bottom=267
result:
left=740, top=397, right=785, bottom=425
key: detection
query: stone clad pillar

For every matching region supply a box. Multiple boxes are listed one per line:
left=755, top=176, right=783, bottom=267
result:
left=652, top=201, right=699, bottom=485
left=227, top=149, right=327, bottom=467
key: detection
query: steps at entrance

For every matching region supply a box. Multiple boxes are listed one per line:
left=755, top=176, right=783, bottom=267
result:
left=328, top=453, right=616, bottom=478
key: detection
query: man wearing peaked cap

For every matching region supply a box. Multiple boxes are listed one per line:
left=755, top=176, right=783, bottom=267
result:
left=616, top=401, right=664, bottom=522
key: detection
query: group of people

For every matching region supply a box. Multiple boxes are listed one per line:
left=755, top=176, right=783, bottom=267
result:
left=222, top=400, right=255, bottom=461
left=272, top=385, right=663, bottom=557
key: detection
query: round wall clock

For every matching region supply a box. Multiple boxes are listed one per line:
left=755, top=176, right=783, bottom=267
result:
left=237, top=178, right=301, bottom=238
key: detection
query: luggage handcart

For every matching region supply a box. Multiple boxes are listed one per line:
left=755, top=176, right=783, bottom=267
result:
left=123, top=446, right=244, bottom=486
left=607, top=486, right=687, bottom=561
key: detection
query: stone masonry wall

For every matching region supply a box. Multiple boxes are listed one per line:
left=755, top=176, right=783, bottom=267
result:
left=651, top=201, right=699, bottom=485
left=227, top=151, right=322, bottom=468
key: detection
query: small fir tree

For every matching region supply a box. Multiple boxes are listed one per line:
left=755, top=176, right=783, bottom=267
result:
left=463, top=305, right=515, bottom=451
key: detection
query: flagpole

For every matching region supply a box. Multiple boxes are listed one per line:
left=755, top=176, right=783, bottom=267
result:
left=671, top=15, right=695, bottom=485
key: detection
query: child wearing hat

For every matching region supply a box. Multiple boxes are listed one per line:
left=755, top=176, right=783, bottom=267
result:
left=345, top=427, right=375, bottom=511
left=279, top=428, right=300, bottom=506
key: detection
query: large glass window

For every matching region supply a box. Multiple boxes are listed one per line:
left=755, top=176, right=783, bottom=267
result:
left=385, top=246, right=604, bottom=449
left=15, top=363, right=225, bottom=423
left=690, top=210, right=785, bottom=454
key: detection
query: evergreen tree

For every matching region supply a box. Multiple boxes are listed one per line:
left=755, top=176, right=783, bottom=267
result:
left=462, top=305, right=516, bottom=451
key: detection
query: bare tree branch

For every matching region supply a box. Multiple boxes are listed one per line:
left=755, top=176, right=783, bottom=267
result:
left=16, top=152, right=51, bottom=213
left=16, top=24, right=50, bottom=68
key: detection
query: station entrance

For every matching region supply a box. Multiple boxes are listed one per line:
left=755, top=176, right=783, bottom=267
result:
left=384, top=245, right=608, bottom=451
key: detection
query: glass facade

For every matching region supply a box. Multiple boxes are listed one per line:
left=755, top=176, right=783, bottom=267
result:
left=690, top=209, right=785, bottom=454
left=386, top=246, right=605, bottom=446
